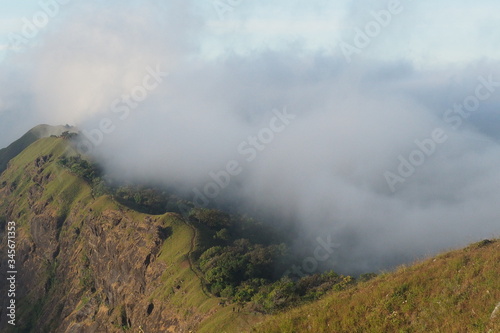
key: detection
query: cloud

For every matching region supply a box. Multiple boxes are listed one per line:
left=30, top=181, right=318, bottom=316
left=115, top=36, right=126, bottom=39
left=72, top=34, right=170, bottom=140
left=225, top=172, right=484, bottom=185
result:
left=0, top=0, right=499, bottom=274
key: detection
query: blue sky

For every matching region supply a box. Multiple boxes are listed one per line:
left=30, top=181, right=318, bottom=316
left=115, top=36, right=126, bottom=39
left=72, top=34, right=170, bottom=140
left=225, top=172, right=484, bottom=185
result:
left=1, top=0, right=499, bottom=65
left=1, top=1, right=500, bottom=272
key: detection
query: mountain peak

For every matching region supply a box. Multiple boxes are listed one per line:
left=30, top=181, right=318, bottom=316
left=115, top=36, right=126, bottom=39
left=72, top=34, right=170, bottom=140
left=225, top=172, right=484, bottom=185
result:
left=0, top=124, right=77, bottom=173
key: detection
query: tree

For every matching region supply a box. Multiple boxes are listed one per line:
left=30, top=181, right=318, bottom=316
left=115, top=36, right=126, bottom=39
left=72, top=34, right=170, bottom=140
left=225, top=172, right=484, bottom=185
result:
left=189, top=208, right=231, bottom=229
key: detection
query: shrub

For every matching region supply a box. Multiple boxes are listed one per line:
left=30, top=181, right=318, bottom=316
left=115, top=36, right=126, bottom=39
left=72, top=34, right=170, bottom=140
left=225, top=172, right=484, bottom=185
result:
left=189, top=208, right=231, bottom=229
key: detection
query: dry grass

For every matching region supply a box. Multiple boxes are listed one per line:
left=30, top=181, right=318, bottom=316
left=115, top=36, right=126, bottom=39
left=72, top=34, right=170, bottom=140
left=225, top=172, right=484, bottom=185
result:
left=253, top=239, right=500, bottom=333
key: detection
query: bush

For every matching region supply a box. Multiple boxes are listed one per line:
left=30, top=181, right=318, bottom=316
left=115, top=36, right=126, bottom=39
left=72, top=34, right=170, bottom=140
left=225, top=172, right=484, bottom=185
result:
left=189, top=208, right=231, bottom=229
left=58, top=155, right=101, bottom=184
left=198, top=240, right=286, bottom=297
left=252, top=278, right=298, bottom=313
left=359, top=272, right=377, bottom=282
left=214, top=228, right=231, bottom=242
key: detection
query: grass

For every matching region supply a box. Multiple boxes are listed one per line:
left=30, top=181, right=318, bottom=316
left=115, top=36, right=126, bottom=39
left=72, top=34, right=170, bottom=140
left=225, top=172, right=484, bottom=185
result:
left=2, top=136, right=499, bottom=333
left=0, top=128, right=39, bottom=173
left=0, top=137, right=265, bottom=332
left=148, top=213, right=262, bottom=332
left=0, top=124, right=74, bottom=173
left=252, top=239, right=500, bottom=333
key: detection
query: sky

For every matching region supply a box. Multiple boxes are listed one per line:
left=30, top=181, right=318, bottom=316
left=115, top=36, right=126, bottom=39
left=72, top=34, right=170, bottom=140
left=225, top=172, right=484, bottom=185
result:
left=0, top=0, right=499, bottom=274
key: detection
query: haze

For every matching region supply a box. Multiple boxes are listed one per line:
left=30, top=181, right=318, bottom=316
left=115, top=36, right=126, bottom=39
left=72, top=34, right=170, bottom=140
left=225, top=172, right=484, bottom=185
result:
left=0, top=0, right=499, bottom=273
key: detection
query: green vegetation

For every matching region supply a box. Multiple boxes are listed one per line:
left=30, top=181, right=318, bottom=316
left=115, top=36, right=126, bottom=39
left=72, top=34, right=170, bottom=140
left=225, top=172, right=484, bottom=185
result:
left=0, top=136, right=262, bottom=332
left=57, top=153, right=192, bottom=214
left=2, top=131, right=499, bottom=332
left=250, top=272, right=355, bottom=314
left=51, top=139, right=362, bottom=316
left=0, top=129, right=38, bottom=173
left=185, top=207, right=359, bottom=314
left=198, top=239, right=285, bottom=297
left=253, top=239, right=500, bottom=332
left=0, top=124, right=75, bottom=173
left=58, top=155, right=102, bottom=183
left=43, top=135, right=360, bottom=322
left=79, top=253, right=95, bottom=290
left=113, top=185, right=188, bottom=215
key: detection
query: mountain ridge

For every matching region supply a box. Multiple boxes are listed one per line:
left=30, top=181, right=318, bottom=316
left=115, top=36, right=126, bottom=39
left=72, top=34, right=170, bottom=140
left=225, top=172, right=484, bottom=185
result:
left=254, top=239, right=500, bottom=332
left=0, top=128, right=498, bottom=332
left=0, top=124, right=77, bottom=174
left=0, top=136, right=261, bottom=332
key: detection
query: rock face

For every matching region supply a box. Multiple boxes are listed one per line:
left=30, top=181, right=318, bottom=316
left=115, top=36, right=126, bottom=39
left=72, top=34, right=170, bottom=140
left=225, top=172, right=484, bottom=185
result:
left=0, top=138, right=252, bottom=333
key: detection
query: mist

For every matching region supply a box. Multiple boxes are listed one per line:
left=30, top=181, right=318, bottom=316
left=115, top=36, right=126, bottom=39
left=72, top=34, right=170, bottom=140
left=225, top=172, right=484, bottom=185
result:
left=1, top=0, right=500, bottom=274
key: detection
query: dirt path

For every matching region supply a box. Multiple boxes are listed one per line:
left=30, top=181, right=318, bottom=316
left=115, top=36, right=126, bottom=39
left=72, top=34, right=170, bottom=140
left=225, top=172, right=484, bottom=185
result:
left=183, top=217, right=211, bottom=298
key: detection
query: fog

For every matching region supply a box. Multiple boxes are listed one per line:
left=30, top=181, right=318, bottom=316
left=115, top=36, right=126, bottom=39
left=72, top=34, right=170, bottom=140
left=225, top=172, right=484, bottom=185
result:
left=1, top=0, right=499, bottom=274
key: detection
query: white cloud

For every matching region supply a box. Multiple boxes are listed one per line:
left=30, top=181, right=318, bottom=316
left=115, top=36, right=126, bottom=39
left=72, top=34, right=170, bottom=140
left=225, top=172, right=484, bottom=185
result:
left=0, top=0, right=500, bottom=274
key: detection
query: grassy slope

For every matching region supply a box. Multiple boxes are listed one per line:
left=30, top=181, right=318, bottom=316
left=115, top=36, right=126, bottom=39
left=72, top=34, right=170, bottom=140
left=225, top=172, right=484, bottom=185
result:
left=253, top=239, right=500, bottom=333
left=5, top=136, right=499, bottom=332
left=148, top=211, right=263, bottom=332
left=0, top=124, right=75, bottom=173
left=0, top=137, right=93, bottom=332
left=0, top=137, right=264, bottom=332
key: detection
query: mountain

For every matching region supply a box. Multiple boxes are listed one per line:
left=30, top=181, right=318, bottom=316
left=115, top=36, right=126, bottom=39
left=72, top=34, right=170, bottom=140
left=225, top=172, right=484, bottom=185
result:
left=0, top=124, right=77, bottom=174
left=0, top=135, right=262, bottom=332
left=253, top=239, right=500, bottom=332
left=0, top=127, right=499, bottom=332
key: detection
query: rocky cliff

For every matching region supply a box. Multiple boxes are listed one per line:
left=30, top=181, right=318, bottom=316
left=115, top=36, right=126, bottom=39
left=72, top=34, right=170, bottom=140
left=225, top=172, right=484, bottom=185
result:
left=0, top=137, right=259, bottom=332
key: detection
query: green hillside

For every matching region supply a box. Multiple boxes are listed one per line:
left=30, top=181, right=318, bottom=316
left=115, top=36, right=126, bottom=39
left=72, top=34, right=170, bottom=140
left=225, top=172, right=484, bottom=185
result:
left=0, top=137, right=263, bottom=332
left=0, top=124, right=76, bottom=173
left=1, top=132, right=499, bottom=333
left=253, top=239, right=500, bottom=333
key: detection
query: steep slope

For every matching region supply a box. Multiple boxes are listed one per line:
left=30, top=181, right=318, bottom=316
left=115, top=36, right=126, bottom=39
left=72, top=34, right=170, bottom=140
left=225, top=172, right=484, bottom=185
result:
left=2, top=134, right=499, bottom=333
left=0, top=124, right=77, bottom=174
left=0, top=137, right=262, bottom=332
left=253, top=239, right=500, bottom=332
